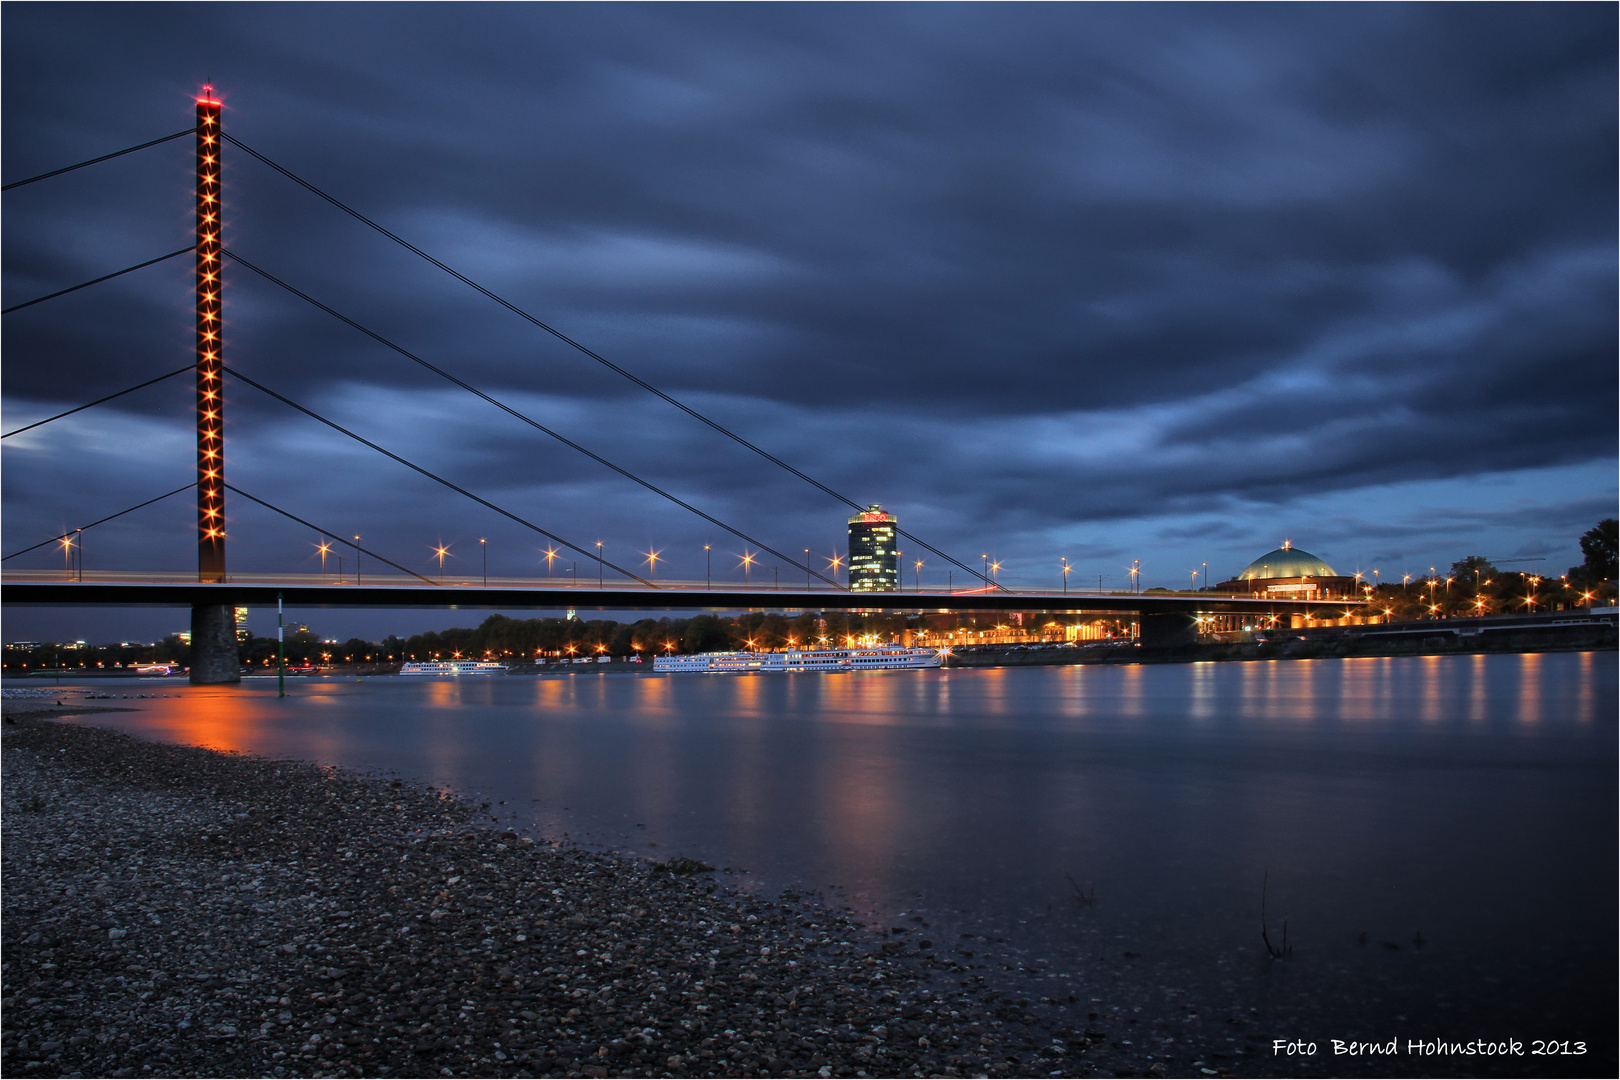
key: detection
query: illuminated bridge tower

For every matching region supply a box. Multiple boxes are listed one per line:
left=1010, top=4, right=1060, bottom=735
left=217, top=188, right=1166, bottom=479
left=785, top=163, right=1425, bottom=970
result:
left=848, top=505, right=899, bottom=592
left=189, top=87, right=239, bottom=684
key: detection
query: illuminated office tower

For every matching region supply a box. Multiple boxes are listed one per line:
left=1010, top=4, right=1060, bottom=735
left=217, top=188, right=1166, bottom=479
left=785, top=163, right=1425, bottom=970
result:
left=848, top=505, right=899, bottom=591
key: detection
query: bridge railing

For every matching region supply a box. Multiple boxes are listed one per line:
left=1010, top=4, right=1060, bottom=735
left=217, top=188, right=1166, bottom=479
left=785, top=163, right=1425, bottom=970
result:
left=0, top=567, right=1366, bottom=601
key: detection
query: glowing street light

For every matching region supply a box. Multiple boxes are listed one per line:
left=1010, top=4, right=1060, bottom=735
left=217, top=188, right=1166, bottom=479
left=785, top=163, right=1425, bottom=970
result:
left=738, top=550, right=757, bottom=586
left=915, top=558, right=925, bottom=592
left=433, top=543, right=450, bottom=584
left=1061, top=557, right=1070, bottom=593
left=596, top=540, right=604, bottom=589
left=827, top=553, right=844, bottom=586
left=353, top=535, right=362, bottom=584
left=643, top=547, right=663, bottom=582
left=315, top=539, right=333, bottom=583
left=542, top=545, right=559, bottom=584
left=480, top=538, right=488, bottom=587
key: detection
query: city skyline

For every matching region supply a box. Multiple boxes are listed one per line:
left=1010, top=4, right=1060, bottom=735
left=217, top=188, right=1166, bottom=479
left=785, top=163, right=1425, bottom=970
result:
left=3, top=3, right=1615, bottom=641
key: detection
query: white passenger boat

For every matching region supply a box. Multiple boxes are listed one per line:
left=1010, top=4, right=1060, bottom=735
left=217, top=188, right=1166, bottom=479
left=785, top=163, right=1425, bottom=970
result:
left=653, top=646, right=941, bottom=673
left=398, top=660, right=509, bottom=676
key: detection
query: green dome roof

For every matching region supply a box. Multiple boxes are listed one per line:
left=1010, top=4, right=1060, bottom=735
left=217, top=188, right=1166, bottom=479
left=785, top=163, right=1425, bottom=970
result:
left=1239, top=545, right=1337, bottom=580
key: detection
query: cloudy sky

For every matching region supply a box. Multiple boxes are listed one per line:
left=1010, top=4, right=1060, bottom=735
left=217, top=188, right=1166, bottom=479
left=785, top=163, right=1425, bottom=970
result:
left=4, top=2, right=1615, bottom=641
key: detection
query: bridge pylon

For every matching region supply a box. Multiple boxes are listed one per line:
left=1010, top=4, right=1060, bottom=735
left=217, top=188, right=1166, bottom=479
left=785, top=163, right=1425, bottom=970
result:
left=191, top=87, right=237, bottom=684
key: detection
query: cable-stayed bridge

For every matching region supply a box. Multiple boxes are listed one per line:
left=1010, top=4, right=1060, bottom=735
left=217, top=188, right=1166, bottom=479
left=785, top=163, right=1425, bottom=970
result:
left=2, top=90, right=1362, bottom=680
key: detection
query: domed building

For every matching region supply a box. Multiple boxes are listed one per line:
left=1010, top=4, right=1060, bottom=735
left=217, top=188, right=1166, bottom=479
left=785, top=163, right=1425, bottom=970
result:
left=1216, top=541, right=1357, bottom=598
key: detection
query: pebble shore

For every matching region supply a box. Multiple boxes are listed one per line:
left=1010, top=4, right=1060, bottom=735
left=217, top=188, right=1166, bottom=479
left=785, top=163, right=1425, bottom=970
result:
left=2, top=708, right=1116, bottom=1080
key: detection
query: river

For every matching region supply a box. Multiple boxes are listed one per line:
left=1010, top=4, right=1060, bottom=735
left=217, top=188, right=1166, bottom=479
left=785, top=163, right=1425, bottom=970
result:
left=40, top=650, right=1618, bottom=1075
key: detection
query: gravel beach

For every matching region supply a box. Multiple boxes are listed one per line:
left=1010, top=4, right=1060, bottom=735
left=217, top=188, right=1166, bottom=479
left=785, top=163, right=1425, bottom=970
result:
left=1, top=706, right=1108, bottom=1080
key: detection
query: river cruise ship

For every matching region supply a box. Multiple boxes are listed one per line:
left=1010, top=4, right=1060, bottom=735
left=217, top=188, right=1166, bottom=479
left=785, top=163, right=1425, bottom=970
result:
left=653, top=646, right=941, bottom=674
left=398, top=660, right=509, bottom=676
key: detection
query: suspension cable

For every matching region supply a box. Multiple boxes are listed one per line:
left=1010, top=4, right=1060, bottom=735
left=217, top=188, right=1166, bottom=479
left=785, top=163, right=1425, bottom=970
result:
left=221, top=364, right=658, bottom=588
left=224, top=484, right=438, bottom=585
left=223, top=133, right=996, bottom=589
left=222, top=247, right=843, bottom=590
left=3, top=245, right=195, bottom=315
left=1, top=483, right=195, bottom=562
left=2, top=128, right=194, bottom=192
left=2, top=364, right=196, bottom=440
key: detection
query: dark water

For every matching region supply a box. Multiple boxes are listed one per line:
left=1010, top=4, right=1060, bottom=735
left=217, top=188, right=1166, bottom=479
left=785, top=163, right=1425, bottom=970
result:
left=39, top=652, right=1618, bottom=1074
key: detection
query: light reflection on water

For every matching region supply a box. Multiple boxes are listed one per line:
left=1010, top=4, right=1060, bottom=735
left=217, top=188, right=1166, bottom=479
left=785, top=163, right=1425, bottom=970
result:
left=44, top=651, right=1617, bottom=1050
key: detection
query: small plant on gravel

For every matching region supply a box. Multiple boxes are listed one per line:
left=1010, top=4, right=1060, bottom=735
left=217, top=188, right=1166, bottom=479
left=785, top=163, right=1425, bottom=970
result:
left=1261, top=871, right=1292, bottom=959
left=651, top=855, right=715, bottom=875
left=1065, top=873, right=1096, bottom=907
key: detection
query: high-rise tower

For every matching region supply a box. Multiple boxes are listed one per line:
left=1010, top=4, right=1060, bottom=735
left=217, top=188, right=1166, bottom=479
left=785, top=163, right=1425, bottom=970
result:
left=848, top=505, right=899, bottom=591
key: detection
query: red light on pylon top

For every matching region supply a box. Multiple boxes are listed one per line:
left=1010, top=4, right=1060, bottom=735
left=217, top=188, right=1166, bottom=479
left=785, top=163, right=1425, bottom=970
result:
left=197, top=85, right=221, bottom=107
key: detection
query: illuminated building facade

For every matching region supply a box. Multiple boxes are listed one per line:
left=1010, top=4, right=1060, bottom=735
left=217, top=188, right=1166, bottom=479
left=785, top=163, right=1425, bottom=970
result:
left=1214, top=541, right=1357, bottom=598
left=848, top=505, right=899, bottom=592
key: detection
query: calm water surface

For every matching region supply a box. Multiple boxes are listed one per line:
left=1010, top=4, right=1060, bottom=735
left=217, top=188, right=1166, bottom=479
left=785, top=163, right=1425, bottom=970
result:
left=44, top=652, right=1618, bottom=1071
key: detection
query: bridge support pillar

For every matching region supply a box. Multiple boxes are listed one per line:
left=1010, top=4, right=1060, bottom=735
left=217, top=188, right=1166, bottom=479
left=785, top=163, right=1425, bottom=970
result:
left=189, top=603, right=240, bottom=685
left=1137, top=612, right=1198, bottom=648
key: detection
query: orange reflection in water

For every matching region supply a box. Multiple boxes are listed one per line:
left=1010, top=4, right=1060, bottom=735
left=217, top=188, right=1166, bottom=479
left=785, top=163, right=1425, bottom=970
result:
left=811, top=671, right=914, bottom=727
left=1468, top=653, right=1489, bottom=724
left=814, top=713, right=900, bottom=916
left=624, top=677, right=681, bottom=826
left=129, top=684, right=351, bottom=768
left=1516, top=652, right=1542, bottom=725
left=1575, top=652, right=1595, bottom=722
left=141, top=686, right=269, bottom=753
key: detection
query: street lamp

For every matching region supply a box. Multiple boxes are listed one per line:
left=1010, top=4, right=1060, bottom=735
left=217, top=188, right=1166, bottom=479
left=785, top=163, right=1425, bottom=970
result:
left=543, top=545, right=558, bottom=584
left=1061, top=557, right=1070, bottom=594
left=915, top=559, right=924, bottom=592
left=480, top=538, right=487, bottom=587
left=596, top=540, right=604, bottom=589
left=643, top=547, right=662, bottom=582
left=316, top=539, right=333, bottom=583
left=739, top=550, right=756, bottom=586
left=705, top=545, right=712, bottom=590
left=805, top=548, right=812, bottom=589
left=354, top=535, right=361, bottom=585
left=433, top=543, right=449, bottom=584
left=1129, top=560, right=1140, bottom=593
left=1190, top=568, right=1198, bottom=591
left=827, top=554, right=844, bottom=586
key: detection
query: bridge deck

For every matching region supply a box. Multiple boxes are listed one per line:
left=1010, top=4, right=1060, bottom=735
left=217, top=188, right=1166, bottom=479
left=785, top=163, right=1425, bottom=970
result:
left=3, top=573, right=1365, bottom=615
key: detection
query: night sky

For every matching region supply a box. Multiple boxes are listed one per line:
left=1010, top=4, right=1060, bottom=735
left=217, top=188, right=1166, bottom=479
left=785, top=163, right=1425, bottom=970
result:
left=3, top=3, right=1615, bottom=642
